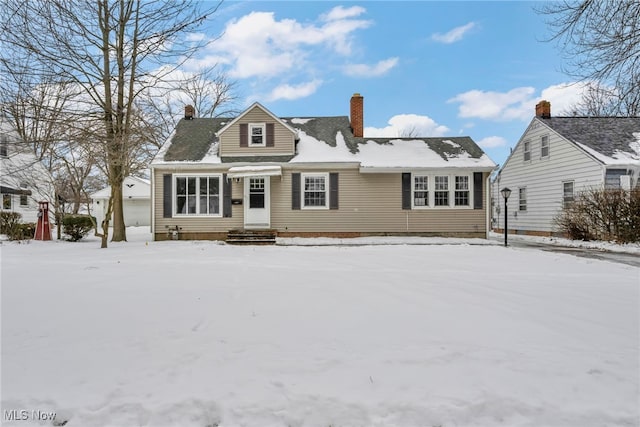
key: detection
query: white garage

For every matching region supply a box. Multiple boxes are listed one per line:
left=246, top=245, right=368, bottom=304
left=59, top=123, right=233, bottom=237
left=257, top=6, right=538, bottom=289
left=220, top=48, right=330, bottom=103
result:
left=90, top=176, right=151, bottom=227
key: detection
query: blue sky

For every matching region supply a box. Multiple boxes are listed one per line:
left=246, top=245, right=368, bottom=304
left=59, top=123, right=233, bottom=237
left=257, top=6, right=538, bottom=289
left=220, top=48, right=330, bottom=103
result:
left=186, top=1, right=589, bottom=167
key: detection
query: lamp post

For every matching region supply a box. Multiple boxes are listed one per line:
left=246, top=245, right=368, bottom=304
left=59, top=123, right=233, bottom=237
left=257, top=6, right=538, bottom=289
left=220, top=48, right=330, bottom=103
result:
left=500, top=187, right=511, bottom=247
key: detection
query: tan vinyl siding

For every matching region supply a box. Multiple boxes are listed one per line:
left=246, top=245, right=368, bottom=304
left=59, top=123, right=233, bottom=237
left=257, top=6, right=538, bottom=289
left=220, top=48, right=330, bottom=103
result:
left=495, top=119, right=603, bottom=233
left=218, top=107, right=295, bottom=157
left=153, top=166, right=489, bottom=239
left=272, top=168, right=487, bottom=234
left=153, top=168, right=243, bottom=235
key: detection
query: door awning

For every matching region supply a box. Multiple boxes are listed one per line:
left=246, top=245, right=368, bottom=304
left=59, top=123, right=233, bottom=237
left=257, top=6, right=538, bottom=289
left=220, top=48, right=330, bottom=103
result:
left=227, top=165, right=282, bottom=179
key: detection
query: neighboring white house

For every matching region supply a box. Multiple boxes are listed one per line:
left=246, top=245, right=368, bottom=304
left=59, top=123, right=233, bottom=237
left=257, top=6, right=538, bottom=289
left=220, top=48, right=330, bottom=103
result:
left=0, top=118, right=55, bottom=224
left=90, top=175, right=151, bottom=227
left=493, top=100, right=640, bottom=236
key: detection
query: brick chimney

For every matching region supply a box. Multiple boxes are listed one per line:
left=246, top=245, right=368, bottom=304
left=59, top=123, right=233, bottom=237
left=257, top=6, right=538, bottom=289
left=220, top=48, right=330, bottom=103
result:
left=535, top=100, right=551, bottom=119
left=185, top=105, right=195, bottom=120
left=350, top=93, right=364, bottom=137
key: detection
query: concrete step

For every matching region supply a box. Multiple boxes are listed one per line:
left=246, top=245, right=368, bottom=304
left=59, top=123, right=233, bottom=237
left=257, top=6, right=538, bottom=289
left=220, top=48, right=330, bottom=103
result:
left=226, top=229, right=277, bottom=245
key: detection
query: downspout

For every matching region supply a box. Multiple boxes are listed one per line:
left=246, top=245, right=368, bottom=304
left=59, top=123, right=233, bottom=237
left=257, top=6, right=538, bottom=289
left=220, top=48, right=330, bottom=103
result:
left=150, top=168, right=155, bottom=239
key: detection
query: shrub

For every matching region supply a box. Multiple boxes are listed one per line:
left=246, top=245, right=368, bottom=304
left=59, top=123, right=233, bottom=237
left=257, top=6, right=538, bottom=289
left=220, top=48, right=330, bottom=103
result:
left=0, top=211, right=23, bottom=239
left=62, top=214, right=95, bottom=241
left=15, top=222, right=36, bottom=240
left=555, top=188, right=640, bottom=243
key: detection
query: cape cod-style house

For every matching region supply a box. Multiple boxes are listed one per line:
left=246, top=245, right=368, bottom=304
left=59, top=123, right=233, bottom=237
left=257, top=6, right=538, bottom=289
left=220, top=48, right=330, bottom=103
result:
left=493, top=101, right=640, bottom=236
left=149, top=94, right=496, bottom=242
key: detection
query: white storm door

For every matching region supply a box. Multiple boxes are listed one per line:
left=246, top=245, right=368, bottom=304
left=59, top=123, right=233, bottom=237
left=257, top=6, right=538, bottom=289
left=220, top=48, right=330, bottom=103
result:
left=244, top=177, right=270, bottom=228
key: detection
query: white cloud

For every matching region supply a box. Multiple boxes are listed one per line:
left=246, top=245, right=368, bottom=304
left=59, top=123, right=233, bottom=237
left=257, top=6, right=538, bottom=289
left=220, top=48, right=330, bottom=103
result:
left=344, top=57, right=399, bottom=78
left=201, top=9, right=372, bottom=79
left=432, top=22, right=476, bottom=44
left=448, top=87, right=535, bottom=121
left=266, top=80, right=323, bottom=101
left=365, top=114, right=450, bottom=138
left=322, top=5, right=366, bottom=22
left=448, top=82, right=596, bottom=122
left=477, top=136, right=508, bottom=148
left=539, top=82, right=599, bottom=115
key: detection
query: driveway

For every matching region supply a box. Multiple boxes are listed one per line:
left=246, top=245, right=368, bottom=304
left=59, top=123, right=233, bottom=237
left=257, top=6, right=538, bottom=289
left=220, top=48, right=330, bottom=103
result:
left=494, top=237, right=640, bottom=268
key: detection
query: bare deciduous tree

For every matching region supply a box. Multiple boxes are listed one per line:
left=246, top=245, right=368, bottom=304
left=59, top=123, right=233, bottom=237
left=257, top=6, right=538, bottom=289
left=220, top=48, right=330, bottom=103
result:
left=538, top=0, right=640, bottom=115
left=0, top=0, right=221, bottom=247
left=138, top=66, right=239, bottom=149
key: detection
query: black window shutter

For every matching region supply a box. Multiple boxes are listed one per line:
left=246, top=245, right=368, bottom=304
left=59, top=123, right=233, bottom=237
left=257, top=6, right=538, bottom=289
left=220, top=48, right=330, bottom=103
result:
left=223, top=174, right=232, bottom=217
left=292, top=173, right=301, bottom=210
left=240, top=123, right=248, bottom=147
left=329, top=173, right=339, bottom=209
left=163, top=174, right=172, bottom=218
left=266, top=123, right=275, bottom=147
left=473, top=172, right=483, bottom=209
left=401, top=172, right=411, bottom=210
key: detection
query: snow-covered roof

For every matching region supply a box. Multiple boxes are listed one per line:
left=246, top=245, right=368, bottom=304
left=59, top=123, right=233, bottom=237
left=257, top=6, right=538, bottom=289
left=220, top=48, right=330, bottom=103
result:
left=151, top=114, right=496, bottom=170
left=541, top=117, right=640, bottom=166
left=90, top=176, right=151, bottom=199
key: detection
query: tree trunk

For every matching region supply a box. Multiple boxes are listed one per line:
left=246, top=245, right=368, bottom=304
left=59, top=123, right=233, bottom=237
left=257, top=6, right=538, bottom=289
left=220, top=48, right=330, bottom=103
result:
left=100, top=195, right=113, bottom=249
left=110, top=179, right=127, bottom=241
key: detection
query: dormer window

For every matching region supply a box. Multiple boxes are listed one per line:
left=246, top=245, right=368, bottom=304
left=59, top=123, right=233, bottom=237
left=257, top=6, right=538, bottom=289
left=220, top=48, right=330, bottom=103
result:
left=249, top=123, right=266, bottom=146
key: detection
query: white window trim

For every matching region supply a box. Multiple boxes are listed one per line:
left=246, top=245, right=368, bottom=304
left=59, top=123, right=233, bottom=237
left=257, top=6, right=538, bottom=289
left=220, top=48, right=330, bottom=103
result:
left=173, top=173, right=223, bottom=217
left=562, top=180, right=574, bottom=208
left=412, top=174, right=430, bottom=209
left=518, top=187, right=527, bottom=212
left=540, top=135, right=550, bottom=159
left=411, top=172, right=473, bottom=209
left=523, top=140, right=531, bottom=162
left=249, top=123, right=266, bottom=146
left=453, top=175, right=471, bottom=207
left=301, top=172, right=329, bottom=210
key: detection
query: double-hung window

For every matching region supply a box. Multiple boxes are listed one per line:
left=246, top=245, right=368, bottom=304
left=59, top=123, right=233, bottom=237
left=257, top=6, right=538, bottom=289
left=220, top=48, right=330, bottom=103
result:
left=249, top=123, right=265, bottom=146
left=434, top=176, right=449, bottom=206
left=454, top=176, right=469, bottom=206
left=519, top=187, right=527, bottom=211
left=413, top=175, right=429, bottom=207
left=523, top=140, right=531, bottom=162
left=2, top=194, right=11, bottom=209
left=19, top=182, right=28, bottom=206
left=0, top=135, right=7, bottom=158
left=541, top=135, right=549, bottom=158
left=175, top=175, right=221, bottom=216
left=302, top=173, right=328, bottom=209
left=563, top=181, right=574, bottom=207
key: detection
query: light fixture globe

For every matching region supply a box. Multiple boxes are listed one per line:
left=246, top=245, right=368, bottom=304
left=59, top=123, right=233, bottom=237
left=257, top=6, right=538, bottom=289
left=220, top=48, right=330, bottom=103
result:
left=501, top=187, right=511, bottom=200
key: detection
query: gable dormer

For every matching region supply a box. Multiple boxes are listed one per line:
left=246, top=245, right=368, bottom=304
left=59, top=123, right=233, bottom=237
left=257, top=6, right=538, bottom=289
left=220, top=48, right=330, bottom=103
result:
left=216, top=102, right=297, bottom=160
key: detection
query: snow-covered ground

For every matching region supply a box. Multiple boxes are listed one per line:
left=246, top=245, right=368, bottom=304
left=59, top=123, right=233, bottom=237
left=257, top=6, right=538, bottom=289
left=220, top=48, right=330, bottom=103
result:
left=1, top=228, right=638, bottom=427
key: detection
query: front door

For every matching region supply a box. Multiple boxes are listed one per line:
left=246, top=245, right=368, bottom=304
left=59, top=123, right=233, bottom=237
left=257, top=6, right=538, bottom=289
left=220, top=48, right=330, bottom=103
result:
left=244, top=177, right=270, bottom=228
